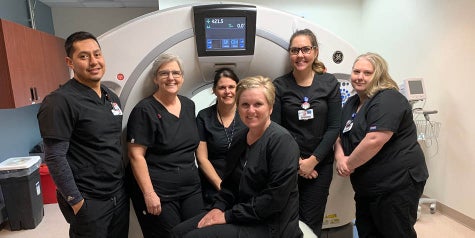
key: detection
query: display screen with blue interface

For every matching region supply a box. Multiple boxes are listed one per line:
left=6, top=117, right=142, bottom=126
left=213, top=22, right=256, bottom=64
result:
left=205, top=17, right=246, bottom=51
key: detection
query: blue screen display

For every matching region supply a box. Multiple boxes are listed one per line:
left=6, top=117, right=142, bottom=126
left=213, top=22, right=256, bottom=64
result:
left=204, top=17, right=246, bottom=51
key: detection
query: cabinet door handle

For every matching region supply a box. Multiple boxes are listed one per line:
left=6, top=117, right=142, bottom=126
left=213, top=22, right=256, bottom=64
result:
left=30, top=87, right=35, bottom=102
left=33, top=87, right=38, bottom=101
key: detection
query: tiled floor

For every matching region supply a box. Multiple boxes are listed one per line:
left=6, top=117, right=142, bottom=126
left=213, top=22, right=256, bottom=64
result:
left=0, top=203, right=474, bottom=238
left=414, top=206, right=475, bottom=238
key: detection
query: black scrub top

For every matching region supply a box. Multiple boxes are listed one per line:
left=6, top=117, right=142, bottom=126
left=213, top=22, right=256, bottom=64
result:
left=127, top=95, right=201, bottom=201
left=212, top=122, right=302, bottom=238
left=37, top=79, right=125, bottom=198
left=196, top=104, right=245, bottom=177
left=340, top=89, right=429, bottom=196
left=272, top=72, right=341, bottom=164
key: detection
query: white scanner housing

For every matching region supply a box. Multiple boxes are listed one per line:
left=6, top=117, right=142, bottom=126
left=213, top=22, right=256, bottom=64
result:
left=99, top=2, right=357, bottom=237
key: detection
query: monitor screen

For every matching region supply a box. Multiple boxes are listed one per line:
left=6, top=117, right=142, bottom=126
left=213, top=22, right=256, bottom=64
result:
left=408, top=80, right=424, bottom=94
left=204, top=17, right=246, bottom=52
left=193, top=4, right=256, bottom=57
left=402, top=78, right=426, bottom=101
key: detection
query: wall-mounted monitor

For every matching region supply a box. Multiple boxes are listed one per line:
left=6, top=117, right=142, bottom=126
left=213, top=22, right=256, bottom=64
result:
left=193, top=4, right=256, bottom=57
left=400, top=78, right=426, bottom=101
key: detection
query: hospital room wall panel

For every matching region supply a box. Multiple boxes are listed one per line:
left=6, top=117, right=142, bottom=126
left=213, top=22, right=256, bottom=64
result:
left=51, top=7, right=158, bottom=39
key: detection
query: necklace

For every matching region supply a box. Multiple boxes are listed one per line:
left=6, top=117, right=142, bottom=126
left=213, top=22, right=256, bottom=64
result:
left=217, top=110, right=236, bottom=149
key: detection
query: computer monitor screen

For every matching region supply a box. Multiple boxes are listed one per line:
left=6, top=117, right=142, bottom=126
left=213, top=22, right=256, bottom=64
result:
left=193, top=4, right=256, bottom=57
left=402, top=78, right=426, bottom=101
left=204, top=17, right=246, bottom=51
left=408, top=80, right=424, bottom=94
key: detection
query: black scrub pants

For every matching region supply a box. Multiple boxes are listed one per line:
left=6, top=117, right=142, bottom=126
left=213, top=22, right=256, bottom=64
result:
left=57, top=188, right=130, bottom=238
left=354, top=179, right=426, bottom=238
left=200, top=173, right=219, bottom=208
left=171, top=211, right=271, bottom=238
left=130, top=184, right=204, bottom=238
left=298, top=162, right=333, bottom=237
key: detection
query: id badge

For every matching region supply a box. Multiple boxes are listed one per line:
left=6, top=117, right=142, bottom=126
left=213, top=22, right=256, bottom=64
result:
left=298, top=109, right=314, bottom=120
left=342, top=119, right=353, bottom=133
left=111, top=102, right=123, bottom=116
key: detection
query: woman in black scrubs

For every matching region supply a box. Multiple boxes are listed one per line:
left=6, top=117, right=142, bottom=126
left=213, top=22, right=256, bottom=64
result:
left=334, top=52, right=428, bottom=238
left=272, top=28, right=341, bottom=237
left=126, top=53, right=203, bottom=237
left=172, top=76, right=302, bottom=238
left=196, top=68, right=245, bottom=206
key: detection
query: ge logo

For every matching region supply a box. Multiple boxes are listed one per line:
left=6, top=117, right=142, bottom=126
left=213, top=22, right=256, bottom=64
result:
left=333, top=51, right=344, bottom=64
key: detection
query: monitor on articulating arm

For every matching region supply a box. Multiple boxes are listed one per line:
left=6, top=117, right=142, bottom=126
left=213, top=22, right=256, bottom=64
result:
left=401, top=77, right=438, bottom=123
left=400, top=78, right=426, bottom=101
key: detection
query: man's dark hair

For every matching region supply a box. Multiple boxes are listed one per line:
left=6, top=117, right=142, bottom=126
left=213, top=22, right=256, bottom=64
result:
left=64, top=31, right=100, bottom=57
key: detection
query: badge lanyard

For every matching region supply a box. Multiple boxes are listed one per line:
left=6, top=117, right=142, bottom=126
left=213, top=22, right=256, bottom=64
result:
left=343, top=113, right=356, bottom=133
left=218, top=111, right=236, bottom=149
left=298, top=96, right=314, bottom=120
left=103, top=89, right=122, bottom=116
left=301, top=96, right=310, bottom=109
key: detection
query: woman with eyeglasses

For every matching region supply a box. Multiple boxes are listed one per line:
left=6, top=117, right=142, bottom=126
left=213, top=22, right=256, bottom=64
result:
left=195, top=68, right=246, bottom=207
left=126, top=53, right=204, bottom=237
left=271, top=28, right=342, bottom=237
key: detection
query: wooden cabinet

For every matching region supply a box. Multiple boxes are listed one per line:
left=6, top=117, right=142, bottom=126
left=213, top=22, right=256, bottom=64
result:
left=0, top=19, right=70, bottom=109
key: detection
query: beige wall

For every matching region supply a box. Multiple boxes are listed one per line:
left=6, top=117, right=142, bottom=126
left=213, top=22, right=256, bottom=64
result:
left=50, top=0, right=475, bottom=220
left=51, top=7, right=158, bottom=39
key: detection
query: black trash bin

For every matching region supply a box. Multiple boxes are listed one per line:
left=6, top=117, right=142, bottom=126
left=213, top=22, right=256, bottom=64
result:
left=0, top=156, right=43, bottom=230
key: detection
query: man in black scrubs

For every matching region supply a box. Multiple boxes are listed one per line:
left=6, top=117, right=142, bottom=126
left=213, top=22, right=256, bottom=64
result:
left=37, top=31, right=129, bottom=238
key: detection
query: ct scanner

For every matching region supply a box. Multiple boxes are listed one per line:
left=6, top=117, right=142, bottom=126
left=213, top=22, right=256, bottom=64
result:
left=99, top=2, right=356, bottom=237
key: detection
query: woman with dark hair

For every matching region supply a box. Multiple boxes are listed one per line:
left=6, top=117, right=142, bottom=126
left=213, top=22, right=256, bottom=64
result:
left=271, top=28, right=341, bottom=237
left=334, top=52, right=428, bottom=237
left=196, top=68, right=246, bottom=206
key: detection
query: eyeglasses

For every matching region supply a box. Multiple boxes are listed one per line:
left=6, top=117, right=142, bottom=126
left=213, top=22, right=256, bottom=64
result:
left=157, top=70, right=182, bottom=78
left=289, top=46, right=316, bottom=55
